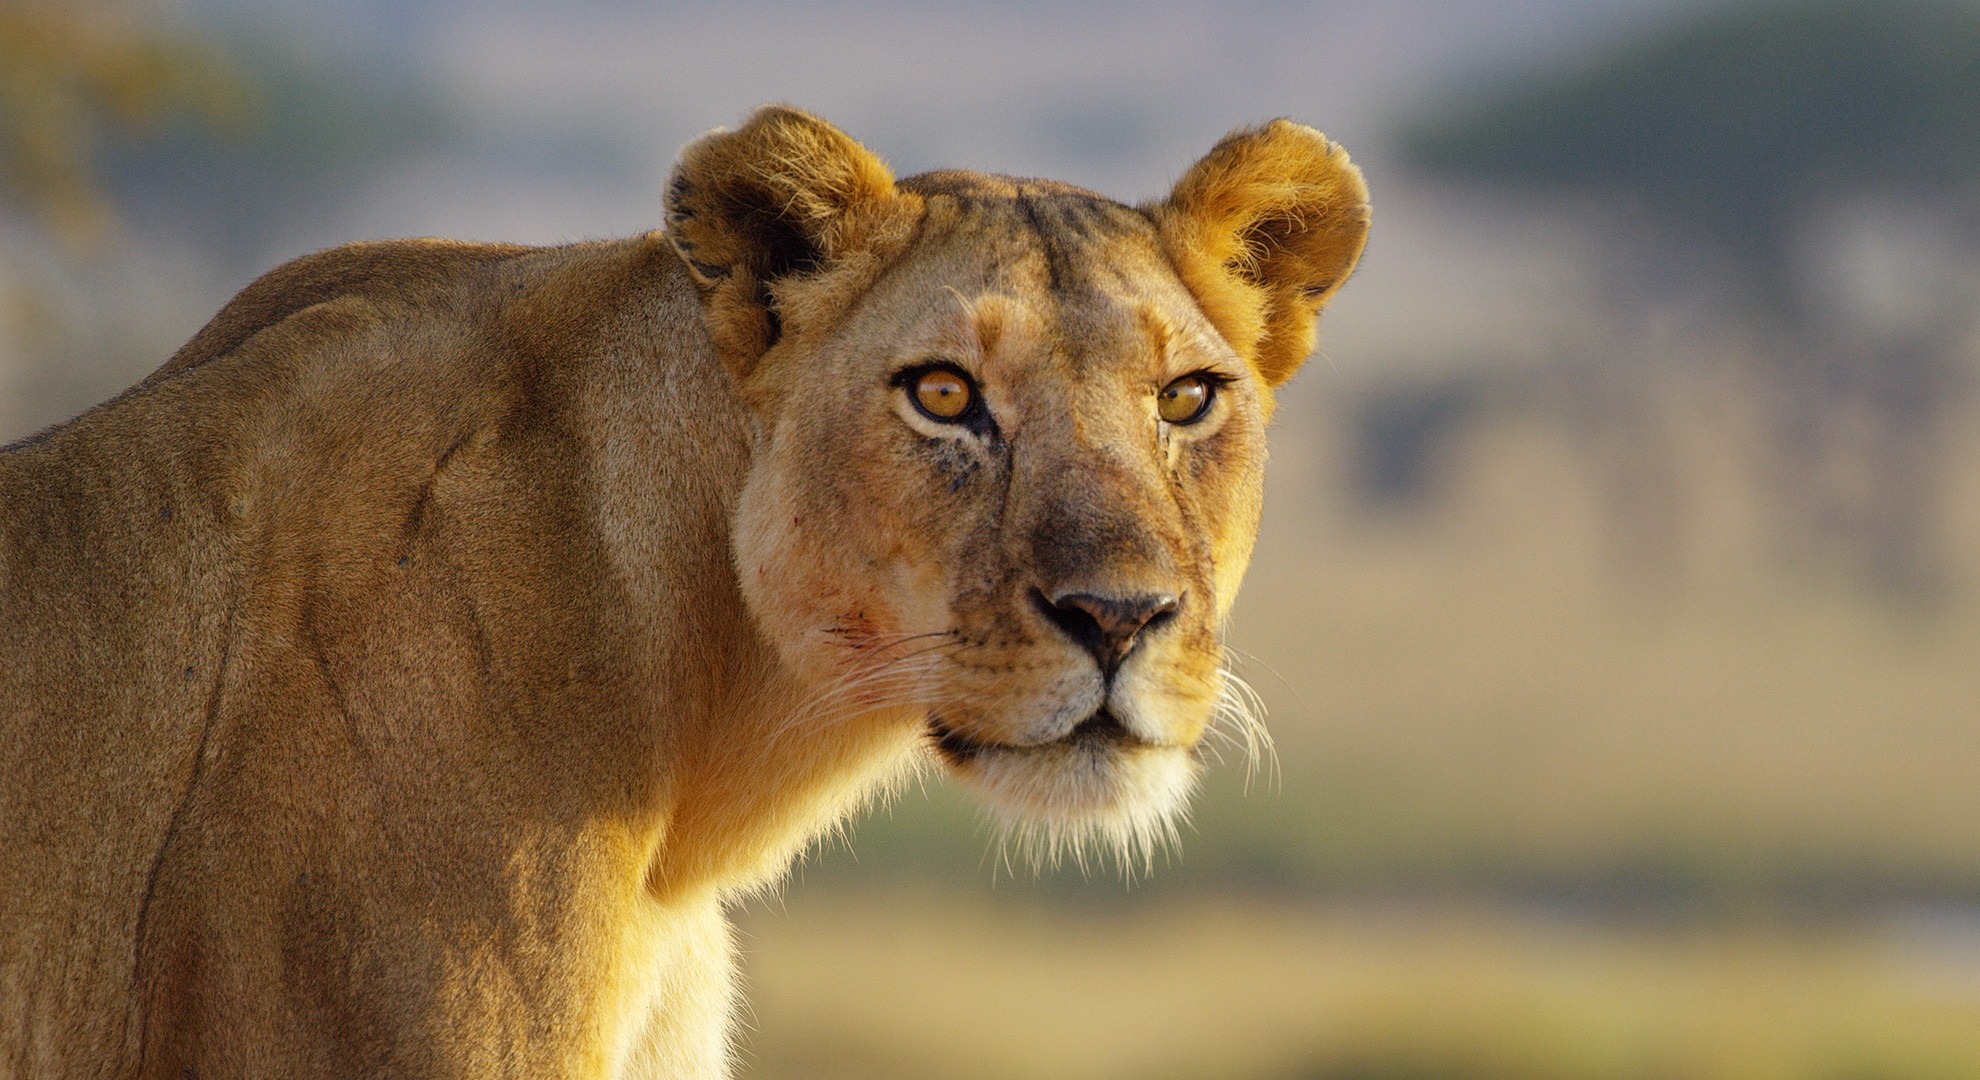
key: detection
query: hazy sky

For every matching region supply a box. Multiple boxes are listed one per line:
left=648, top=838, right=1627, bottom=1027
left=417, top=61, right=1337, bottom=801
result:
left=177, top=0, right=1708, bottom=238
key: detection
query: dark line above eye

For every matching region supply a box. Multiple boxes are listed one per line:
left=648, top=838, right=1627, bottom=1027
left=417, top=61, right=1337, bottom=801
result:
left=1175, top=369, right=1237, bottom=390
left=888, top=361, right=969, bottom=390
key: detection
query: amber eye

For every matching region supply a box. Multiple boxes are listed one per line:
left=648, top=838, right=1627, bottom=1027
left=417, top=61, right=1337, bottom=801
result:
left=1157, top=374, right=1216, bottom=424
left=910, top=367, right=975, bottom=421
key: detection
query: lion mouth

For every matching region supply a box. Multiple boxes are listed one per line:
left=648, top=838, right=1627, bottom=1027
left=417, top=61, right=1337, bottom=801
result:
left=928, top=708, right=1141, bottom=765
left=925, top=705, right=1200, bottom=864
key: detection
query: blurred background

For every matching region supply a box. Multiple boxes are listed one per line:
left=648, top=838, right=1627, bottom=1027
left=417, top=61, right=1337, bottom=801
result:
left=6, top=0, right=1979, bottom=1075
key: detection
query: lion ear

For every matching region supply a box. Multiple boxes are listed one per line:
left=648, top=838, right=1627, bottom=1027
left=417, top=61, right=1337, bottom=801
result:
left=665, top=106, right=911, bottom=376
left=1148, top=120, right=1369, bottom=387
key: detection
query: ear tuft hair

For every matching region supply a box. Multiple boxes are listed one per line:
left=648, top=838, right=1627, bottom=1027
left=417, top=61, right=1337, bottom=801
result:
left=664, top=106, right=910, bottom=373
left=1148, top=120, right=1370, bottom=386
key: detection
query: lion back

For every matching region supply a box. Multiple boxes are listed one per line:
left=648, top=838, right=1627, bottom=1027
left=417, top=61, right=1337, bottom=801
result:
left=0, top=237, right=539, bottom=1073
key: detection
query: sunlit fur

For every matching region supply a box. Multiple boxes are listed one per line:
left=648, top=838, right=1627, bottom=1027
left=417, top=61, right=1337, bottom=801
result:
left=0, top=106, right=1365, bottom=1078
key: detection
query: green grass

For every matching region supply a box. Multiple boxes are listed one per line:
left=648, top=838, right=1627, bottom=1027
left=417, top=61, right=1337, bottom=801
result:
left=736, top=889, right=1980, bottom=1080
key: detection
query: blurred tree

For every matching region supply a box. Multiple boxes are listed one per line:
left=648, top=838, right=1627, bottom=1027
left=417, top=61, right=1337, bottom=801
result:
left=1406, top=0, right=1980, bottom=314
left=0, top=0, right=253, bottom=251
left=1403, top=0, right=1980, bottom=595
left=0, top=2, right=447, bottom=440
left=93, top=28, right=456, bottom=268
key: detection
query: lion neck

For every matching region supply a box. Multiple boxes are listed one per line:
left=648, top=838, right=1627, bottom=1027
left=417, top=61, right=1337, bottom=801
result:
left=564, top=269, right=926, bottom=906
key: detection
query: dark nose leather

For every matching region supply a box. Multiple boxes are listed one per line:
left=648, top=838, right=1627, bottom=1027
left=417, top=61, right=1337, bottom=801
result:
left=1035, top=588, right=1180, bottom=676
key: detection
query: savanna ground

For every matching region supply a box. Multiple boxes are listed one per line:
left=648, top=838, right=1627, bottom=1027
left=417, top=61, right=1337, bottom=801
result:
left=740, top=891, right=1980, bottom=1080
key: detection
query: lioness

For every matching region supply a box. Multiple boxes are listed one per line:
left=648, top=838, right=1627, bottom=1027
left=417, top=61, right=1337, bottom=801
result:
left=0, top=106, right=1366, bottom=1077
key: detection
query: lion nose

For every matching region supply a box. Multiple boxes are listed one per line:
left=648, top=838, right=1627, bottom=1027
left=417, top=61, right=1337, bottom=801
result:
left=1034, top=588, right=1180, bottom=676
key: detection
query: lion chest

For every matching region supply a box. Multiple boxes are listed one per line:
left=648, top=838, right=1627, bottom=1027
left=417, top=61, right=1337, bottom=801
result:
left=600, top=898, right=738, bottom=1080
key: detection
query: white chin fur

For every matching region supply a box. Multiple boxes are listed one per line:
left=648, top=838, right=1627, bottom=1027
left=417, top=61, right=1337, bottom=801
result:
left=946, top=740, right=1200, bottom=874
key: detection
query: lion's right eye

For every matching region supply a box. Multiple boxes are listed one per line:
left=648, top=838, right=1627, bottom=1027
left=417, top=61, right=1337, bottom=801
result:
left=1157, top=373, right=1217, bottom=425
left=907, top=367, right=975, bottom=422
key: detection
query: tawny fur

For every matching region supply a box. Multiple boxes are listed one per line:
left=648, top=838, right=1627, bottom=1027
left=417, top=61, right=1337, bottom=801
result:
left=0, top=105, right=1366, bottom=1079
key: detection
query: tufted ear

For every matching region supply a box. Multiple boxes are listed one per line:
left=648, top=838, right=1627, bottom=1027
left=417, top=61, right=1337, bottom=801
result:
left=1146, top=120, right=1369, bottom=387
left=665, top=106, right=915, bottom=378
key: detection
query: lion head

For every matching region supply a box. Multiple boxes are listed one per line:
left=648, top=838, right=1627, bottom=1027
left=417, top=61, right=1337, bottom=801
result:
left=665, top=107, right=1367, bottom=865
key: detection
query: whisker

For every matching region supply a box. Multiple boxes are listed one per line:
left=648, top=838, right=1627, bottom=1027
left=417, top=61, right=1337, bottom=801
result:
left=759, top=633, right=982, bottom=754
left=860, top=629, right=964, bottom=659
left=1209, top=663, right=1279, bottom=793
left=1222, top=644, right=1304, bottom=717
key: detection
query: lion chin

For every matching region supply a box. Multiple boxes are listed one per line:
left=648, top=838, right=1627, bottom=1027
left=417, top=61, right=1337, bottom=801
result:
left=927, top=709, right=1201, bottom=869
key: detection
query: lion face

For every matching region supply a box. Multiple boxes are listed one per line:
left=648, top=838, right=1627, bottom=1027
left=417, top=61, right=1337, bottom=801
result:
left=666, top=109, right=1367, bottom=860
left=732, top=182, right=1268, bottom=853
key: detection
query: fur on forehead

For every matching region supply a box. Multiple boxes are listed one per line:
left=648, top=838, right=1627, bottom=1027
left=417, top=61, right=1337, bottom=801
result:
left=929, top=291, right=1043, bottom=365
left=928, top=285, right=1190, bottom=389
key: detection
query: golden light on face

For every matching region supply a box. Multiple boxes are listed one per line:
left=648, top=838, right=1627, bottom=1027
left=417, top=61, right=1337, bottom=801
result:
left=719, top=116, right=1367, bottom=883
left=1157, top=374, right=1215, bottom=424
left=912, top=367, right=973, bottom=420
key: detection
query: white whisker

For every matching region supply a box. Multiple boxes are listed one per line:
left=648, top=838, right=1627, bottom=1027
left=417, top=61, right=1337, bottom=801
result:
left=1212, top=657, right=1278, bottom=794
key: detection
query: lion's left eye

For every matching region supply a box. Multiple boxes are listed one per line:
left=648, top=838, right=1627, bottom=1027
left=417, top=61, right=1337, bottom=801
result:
left=912, top=368, right=974, bottom=421
left=1157, top=374, right=1216, bottom=424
